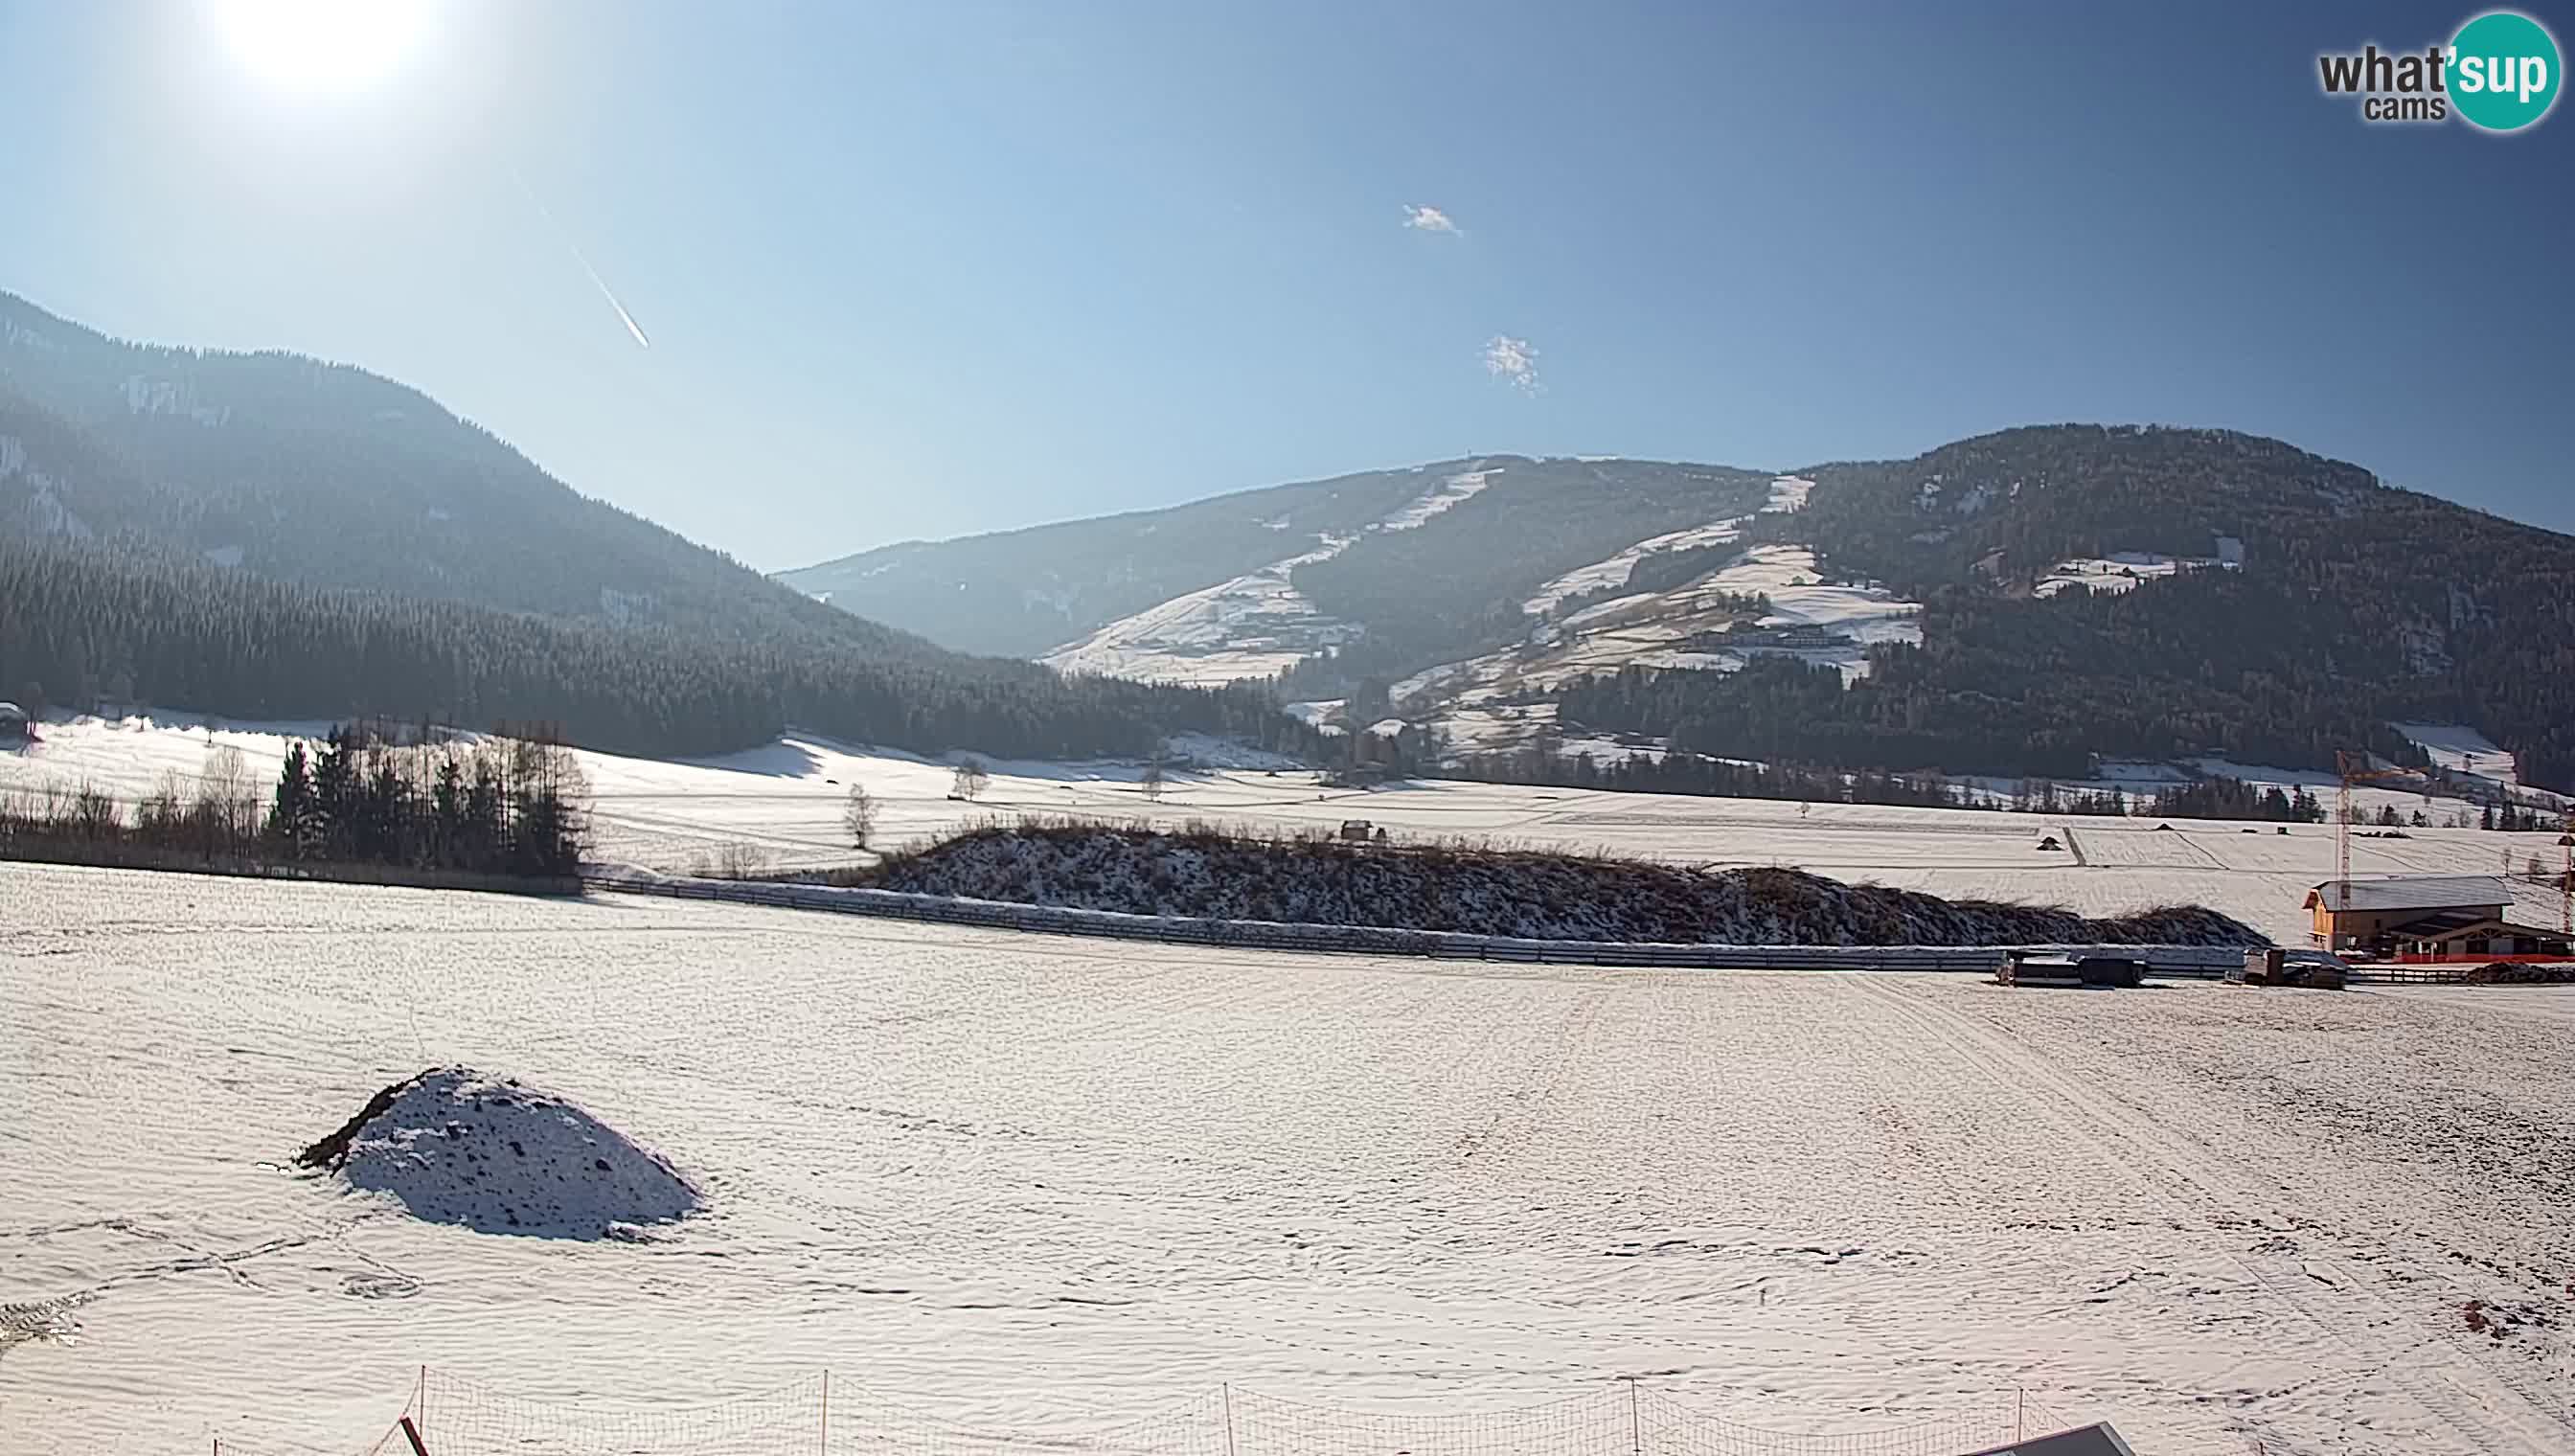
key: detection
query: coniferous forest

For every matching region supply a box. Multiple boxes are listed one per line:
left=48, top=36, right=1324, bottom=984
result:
left=0, top=536, right=1321, bottom=761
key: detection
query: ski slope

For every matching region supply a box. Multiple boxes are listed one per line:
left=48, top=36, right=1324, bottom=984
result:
left=5, top=712, right=2567, bottom=944
left=1039, top=470, right=1497, bottom=685
left=7, top=865, right=2575, bottom=1456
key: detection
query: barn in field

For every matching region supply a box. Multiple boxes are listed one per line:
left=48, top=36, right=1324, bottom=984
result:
left=2305, top=875, right=2568, bottom=958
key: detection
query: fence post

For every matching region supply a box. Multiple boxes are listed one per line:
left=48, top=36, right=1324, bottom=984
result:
left=820, top=1369, right=831, bottom=1456
left=2015, top=1387, right=2024, bottom=1442
left=1624, top=1376, right=1641, bottom=1456
left=1222, top=1382, right=1239, bottom=1456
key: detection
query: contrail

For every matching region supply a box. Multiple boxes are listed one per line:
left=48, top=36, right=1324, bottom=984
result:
left=510, top=167, right=651, bottom=349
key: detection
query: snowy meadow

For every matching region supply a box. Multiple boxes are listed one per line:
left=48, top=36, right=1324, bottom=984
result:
left=6, top=864, right=2575, bottom=1456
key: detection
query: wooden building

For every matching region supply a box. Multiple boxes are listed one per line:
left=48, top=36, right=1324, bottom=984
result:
left=2304, top=875, right=2568, bottom=957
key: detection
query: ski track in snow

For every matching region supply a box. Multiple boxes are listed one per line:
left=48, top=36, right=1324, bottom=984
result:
left=6, top=864, right=2575, bottom=1456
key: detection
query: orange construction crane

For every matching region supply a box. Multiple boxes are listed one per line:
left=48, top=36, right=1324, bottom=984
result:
left=2335, top=749, right=2426, bottom=919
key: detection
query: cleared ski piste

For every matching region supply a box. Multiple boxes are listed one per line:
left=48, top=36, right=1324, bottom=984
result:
left=7, top=712, right=2570, bottom=944
left=6, top=862, right=2574, bottom=1456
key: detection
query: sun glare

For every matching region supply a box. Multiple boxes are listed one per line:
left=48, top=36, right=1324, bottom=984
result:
left=211, top=0, right=432, bottom=95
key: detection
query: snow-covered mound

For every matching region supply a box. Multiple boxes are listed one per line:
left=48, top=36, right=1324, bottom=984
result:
left=865, top=824, right=2264, bottom=945
left=298, top=1069, right=699, bottom=1240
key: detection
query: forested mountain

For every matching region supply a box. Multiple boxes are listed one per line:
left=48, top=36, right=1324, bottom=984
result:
left=781, top=467, right=1436, bottom=657
left=0, top=290, right=1320, bottom=761
left=0, top=290, right=919, bottom=652
left=787, top=424, right=2575, bottom=791
left=781, top=458, right=1771, bottom=667
left=1688, top=425, right=2575, bottom=786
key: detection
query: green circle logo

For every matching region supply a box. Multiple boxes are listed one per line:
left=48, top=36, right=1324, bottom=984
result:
left=2450, top=11, right=2562, bottom=131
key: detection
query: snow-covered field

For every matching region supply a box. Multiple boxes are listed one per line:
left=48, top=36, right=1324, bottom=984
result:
left=2394, top=721, right=2525, bottom=789
left=6, top=713, right=2569, bottom=945
left=7, top=864, right=2574, bottom=1456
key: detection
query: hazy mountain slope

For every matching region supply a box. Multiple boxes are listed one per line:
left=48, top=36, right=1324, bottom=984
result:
left=778, top=466, right=1438, bottom=657
left=786, top=456, right=1775, bottom=678
left=0, top=290, right=915, bottom=655
left=0, top=290, right=1325, bottom=761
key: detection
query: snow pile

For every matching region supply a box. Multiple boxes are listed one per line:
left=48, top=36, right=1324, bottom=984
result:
left=298, top=1068, right=699, bottom=1240
left=864, top=824, right=2265, bottom=945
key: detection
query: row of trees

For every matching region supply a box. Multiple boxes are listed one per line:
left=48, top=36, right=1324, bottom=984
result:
left=2143, top=779, right=2326, bottom=822
left=0, top=721, right=589, bottom=876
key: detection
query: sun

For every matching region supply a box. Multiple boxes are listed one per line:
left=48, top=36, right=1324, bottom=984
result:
left=211, top=0, right=433, bottom=96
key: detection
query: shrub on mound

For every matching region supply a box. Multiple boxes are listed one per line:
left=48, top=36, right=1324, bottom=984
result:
left=299, top=1068, right=699, bottom=1240
left=860, top=821, right=2265, bottom=945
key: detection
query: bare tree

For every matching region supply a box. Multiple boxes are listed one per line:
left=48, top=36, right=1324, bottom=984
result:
left=200, top=743, right=254, bottom=842
left=842, top=782, right=878, bottom=849
left=951, top=758, right=990, bottom=803
left=1140, top=759, right=1166, bottom=803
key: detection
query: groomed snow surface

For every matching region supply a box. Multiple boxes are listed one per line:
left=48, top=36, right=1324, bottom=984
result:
left=8, top=864, right=2575, bottom=1456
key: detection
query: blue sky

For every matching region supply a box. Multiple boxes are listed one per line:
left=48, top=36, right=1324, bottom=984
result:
left=1, top=1, right=2569, bottom=569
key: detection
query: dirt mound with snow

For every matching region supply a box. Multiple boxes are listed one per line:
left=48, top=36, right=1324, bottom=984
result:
left=863, top=823, right=2265, bottom=945
left=298, top=1068, right=699, bottom=1239
left=2461, top=962, right=2575, bottom=985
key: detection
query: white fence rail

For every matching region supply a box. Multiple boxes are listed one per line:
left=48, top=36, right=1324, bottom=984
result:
left=580, top=871, right=2277, bottom=976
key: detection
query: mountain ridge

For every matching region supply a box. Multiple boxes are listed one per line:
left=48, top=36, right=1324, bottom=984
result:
left=785, top=425, right=2575, bottom=789
left=0, top=288, right=1320, bottom=762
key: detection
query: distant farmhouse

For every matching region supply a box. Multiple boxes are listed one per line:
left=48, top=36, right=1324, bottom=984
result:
left=2305, top=875, right=2569, bottom=958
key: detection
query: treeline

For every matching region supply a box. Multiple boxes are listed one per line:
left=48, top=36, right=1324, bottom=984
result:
left=1451, top=741, right=1988, bottom=808
left=0, top=721, right=589, bottom=876
left=0, top=536, right=1324, bottom=762
left=2144, top=778, right=2324, bottom=822
left=1440, top=739, right=2477, bottom=829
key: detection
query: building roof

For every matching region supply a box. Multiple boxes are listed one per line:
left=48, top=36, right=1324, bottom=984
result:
left=2305, top=875, right=2510, bottom=913
left=2386, top=910, right=2568, bottom=943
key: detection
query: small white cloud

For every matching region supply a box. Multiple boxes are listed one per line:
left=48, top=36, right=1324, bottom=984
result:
left=1402, top=204, right=1462, bottom=236
left=1483, top=334, right=1539, bottom=395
